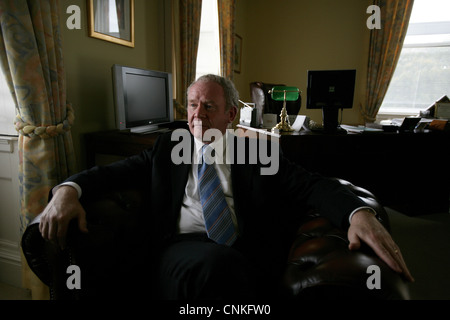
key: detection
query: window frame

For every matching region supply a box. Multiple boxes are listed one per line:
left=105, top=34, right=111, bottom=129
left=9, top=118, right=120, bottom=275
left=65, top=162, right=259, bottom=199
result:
left=377, top=4, right=450, bottom=121
left=0, top=73, right=17, bottom=137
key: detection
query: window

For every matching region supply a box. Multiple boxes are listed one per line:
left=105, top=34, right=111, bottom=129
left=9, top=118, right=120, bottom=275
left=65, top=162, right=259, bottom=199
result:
left=195, top=0, right=221, bottom=79
left=108, top=0, right=120, bottom=35
left=378, top=0, right=450, bottom=117
left=0, top=72, right=17, bottom=136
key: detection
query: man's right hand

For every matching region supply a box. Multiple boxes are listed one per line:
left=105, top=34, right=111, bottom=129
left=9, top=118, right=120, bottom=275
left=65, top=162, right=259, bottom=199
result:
left=39, top=186, right=88, bottom=249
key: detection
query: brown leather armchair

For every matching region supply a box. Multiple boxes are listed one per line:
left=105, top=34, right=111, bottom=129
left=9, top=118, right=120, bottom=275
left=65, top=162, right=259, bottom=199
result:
left=21, top=179, right=410, bottom=300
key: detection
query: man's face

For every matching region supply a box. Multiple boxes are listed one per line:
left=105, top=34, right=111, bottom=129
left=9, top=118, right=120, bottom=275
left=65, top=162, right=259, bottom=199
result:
left=187, top=80, right=237, bottom=142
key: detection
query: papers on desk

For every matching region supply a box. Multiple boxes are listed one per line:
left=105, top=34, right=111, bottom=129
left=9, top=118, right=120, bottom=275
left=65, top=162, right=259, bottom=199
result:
left=291, top=115, right=309, bottom=132
left=340, top=125, right=383, bottom=134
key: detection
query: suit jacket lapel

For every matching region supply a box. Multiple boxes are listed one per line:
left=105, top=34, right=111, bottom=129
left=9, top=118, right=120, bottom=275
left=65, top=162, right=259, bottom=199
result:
left=230, top=134, right=255, bottom=237
left=170, top=135, right=193, bottom=218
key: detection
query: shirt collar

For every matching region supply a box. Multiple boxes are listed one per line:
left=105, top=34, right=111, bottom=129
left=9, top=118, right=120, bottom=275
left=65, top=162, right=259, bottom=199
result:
left=194, top=130, right=233, bottom=164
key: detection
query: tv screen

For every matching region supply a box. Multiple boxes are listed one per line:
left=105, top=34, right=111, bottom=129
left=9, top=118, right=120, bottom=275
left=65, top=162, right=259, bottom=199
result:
left=112, top=65, right=173, bottom=133
left=306, top=69, right=356, bottom=109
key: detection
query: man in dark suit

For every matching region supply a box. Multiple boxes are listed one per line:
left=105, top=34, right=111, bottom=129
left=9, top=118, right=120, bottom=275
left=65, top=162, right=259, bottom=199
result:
left=39, top=74, right=413, bottom=299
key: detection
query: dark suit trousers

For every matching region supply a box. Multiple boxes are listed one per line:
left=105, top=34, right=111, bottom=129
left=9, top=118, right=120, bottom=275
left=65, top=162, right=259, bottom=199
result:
left=155, top=234, right=279, bottom=300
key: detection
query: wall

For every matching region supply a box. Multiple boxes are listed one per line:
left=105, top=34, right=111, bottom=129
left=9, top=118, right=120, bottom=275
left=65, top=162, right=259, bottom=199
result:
left=60, top=0, right=372, bottom=168
left=59, top=0, right=166, bottom=170
left=232, top=0, right=249, bottom=105
left=234, top=0, right=371, bottom=125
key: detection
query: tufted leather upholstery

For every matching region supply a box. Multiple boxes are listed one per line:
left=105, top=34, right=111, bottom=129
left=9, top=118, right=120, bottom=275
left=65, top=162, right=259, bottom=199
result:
left=283, top=179, right=410, bottom=300
left=21, top=179, right=409, bottom=300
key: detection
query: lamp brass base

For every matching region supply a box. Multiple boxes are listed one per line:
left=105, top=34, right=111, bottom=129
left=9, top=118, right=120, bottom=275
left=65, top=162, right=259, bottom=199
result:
left=272, top=105, right=293, bottom=132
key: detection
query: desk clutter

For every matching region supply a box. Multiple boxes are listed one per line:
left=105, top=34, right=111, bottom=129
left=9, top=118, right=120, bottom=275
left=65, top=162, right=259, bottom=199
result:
left=379, top=118, right=449, bottom=133
left=239, top=100, right=449, bottom=134
left=241, top=113, right=449, bottom=135
left=243, top=82, right=450, bottom=135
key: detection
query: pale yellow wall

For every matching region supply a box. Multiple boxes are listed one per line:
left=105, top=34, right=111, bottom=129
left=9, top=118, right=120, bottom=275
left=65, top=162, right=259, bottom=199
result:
left=60, top=0, right=371, bottom=169
left=234, top=0, right=371, bottom=126
left=59, top=0, right=165, bottom=169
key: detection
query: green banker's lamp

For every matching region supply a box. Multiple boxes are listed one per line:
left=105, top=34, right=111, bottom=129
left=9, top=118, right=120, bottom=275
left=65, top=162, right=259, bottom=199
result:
left=269, top=86, right=300, bottom=132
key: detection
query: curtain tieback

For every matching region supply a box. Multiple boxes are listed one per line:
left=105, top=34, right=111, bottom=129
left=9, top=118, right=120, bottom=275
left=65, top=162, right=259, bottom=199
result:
left=15, top=103, right=75, bottom=139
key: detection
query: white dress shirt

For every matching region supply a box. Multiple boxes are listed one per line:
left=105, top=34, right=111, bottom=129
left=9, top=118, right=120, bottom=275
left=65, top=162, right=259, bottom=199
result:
left=178, top=132, right=238, bottom=234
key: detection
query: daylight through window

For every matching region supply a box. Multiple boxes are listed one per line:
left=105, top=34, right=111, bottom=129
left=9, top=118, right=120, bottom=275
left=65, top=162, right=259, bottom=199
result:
left=0, top=72, right=17, bottom=136
left=379, top=0, right=450, bottom=116
left=195, top=0, right=221, bottom=80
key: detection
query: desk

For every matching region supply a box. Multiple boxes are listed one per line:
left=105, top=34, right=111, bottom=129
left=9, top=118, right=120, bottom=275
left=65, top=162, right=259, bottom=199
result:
left=85, top=127, right=449, bottom=216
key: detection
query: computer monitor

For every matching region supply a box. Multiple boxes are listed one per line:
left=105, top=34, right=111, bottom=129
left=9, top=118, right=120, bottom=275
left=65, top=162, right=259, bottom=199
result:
left=306, top=69, right=356, bottom=133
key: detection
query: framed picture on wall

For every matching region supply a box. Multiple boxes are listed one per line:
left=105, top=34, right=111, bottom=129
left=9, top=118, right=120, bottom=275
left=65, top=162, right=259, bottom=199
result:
left=88, top=0, right=135, bottom=48
left=234, top=34, right=242, bottom=74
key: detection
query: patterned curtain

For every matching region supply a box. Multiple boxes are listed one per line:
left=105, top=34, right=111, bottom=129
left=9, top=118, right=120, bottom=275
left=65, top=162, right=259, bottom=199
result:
left=361, top=0, right=414, bottom=122
left=0, top=0, right=76, bottom=299
left=177, top=0, right=203, bottom=118
left=218, top=0, right=236, bottom=81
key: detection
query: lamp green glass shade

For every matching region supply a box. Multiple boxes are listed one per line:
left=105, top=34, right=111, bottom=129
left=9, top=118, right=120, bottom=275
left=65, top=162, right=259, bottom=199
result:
left=269, top=86, right=300, bottom=132
left=270, top=86, right=300, bottom=102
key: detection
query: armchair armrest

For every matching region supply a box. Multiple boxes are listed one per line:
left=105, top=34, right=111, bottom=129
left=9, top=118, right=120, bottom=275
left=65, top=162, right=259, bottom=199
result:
left=21, top=187, right=149, bottom=300
left=283, top=179, right=410, bottom=299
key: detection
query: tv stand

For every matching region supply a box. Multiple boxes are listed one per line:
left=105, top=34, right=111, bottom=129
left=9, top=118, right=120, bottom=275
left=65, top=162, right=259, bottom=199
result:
left=129, top=124, right=160, bottom=134
left=134, top=127, right=171, bottom=135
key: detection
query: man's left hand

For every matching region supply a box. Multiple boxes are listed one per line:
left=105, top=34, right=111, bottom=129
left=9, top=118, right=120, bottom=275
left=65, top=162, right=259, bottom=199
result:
left=348, top=209, right=414, bottom=282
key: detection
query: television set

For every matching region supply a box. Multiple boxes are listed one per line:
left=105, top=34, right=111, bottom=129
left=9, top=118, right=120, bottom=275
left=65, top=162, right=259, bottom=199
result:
left=306, top=69, right=356, bottom=133
left=112, top=64, right=174, bottom=134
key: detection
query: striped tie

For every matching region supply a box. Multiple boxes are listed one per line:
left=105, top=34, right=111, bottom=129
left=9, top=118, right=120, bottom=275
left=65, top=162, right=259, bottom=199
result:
left=198, top=144, right=237, bottom=246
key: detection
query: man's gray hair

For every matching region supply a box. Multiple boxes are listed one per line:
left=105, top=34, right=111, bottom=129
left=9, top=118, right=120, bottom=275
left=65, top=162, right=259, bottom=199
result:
left=187, top=74, right=240, bottom=111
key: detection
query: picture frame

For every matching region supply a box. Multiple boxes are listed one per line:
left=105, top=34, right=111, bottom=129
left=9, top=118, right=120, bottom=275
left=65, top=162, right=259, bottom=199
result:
left=87, top=0, right=135, bottom=48
left=234, top=34, right=242, bottom=73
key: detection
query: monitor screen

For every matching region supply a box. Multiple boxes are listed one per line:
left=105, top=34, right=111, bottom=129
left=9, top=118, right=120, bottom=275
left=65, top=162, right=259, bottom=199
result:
left=113, top=65, right=173, bottom=133
left=306, top=69, right=356, bottom=109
